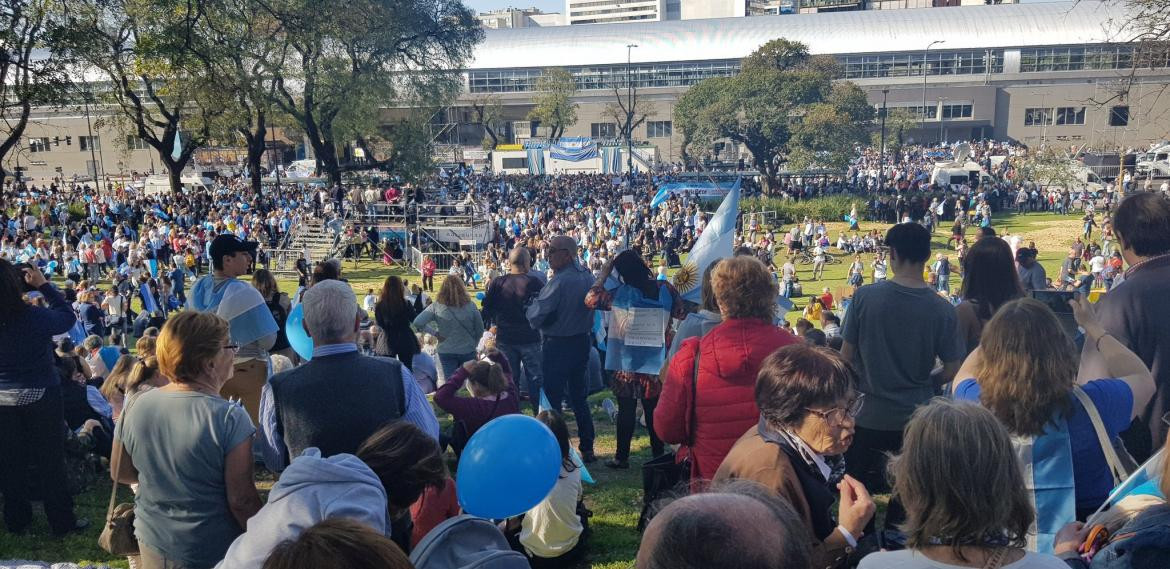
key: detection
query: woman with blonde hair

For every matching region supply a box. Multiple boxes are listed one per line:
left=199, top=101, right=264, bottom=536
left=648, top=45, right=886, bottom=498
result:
left=859, top=399, right=1065, bottom=569
left=112, top=311, right=262, bottom=568
left=657, top=256, right=800, bottom=480
left=955, top=296, right=1155, bottom=552
left=413, top=274, right=483, bottom=381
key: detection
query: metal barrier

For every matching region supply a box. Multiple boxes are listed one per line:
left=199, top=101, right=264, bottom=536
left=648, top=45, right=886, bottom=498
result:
left=263, top=248, right=306, bottom=276
left=359, top=201, right=485, bottom=227
left=410, top=248, right=488, bottom=277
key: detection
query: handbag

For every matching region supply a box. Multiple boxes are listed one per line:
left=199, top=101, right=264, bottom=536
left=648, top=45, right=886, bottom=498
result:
left=1072, top=385, right=1139, bottom=486
left=99, top=399, right=139, bottom=556
left=637, top=346, right=700, bottom=532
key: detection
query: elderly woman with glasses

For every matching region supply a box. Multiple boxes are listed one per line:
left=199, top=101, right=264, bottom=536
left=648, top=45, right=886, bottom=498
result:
left=714, top=344, right=875, bottom=569
left=112, top=311, right=262, bottom=569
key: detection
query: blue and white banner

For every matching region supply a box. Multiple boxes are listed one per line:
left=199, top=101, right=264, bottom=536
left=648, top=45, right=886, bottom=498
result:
left=189, top=276, right=278, bottom=345
left=526, top=149, right=545, bottom=175
left=603, top=284, right=672, bottom=375
left=140, top=283, right=160, bottom=314
left=673, top=178, right=740, bottom=304
left=651, top=180, right=739, bottom=209
left=1090, top=449, right=1166, bottom=522
left=601, top=147, right=622, bottom=174
left=549, top=137, right=599, bottom=162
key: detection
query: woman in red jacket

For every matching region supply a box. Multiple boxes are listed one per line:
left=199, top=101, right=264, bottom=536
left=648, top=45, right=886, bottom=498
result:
left=655, top=256, right=800, bottom=481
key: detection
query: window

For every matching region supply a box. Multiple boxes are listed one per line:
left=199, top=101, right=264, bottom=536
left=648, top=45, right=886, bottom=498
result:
left=79, top=136, right=100, bottom=151
left=1109, top=106, right=1129, bottom=127
left=591, top=122, right=617, bottom=138
left=125, top=136, right=150, bottom=150
left=941, top=104, right=973, bottom=119
left=28, top=137, right=50, bottom=153
left=839, top=49, right=1003, bottom=80
left=1024, top=108, right=1053, bottom=126
left=501, top=157, right=528, bottom=169
left=892, top=105, right=937, bottom=119
left=646, top=121, right=672, bottom=138
left=1055, top=107, right=1086, bottom=125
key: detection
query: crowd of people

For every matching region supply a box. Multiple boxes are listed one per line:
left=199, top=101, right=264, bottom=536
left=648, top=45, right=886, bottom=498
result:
left=2, top=141, right=1170, bottom=569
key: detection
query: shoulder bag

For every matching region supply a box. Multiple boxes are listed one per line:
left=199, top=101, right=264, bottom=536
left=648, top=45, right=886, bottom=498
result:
left=637, top=344, right=700, bottom=532
left=98, top=399, right=138, bottom=556
left=1072, top=385, right=1139, bottom=486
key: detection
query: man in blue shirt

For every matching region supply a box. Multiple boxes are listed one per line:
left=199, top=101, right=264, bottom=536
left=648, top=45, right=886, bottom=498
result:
left=527, top=235, right=597, bottom=462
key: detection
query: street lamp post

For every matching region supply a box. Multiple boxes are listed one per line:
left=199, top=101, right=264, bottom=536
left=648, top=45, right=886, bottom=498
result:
left=879, top=89, right=889, bottom=190
left=938, top=97, right=947, bottom=143
left=921, top=40, right=945, bottom=133
left=626, top=43, right=638, bottom=177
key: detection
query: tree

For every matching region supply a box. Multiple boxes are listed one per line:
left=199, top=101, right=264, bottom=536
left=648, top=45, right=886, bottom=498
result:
left=73, top=0, right=225, bottom=193
left=871, top=108, right=918, bottom=159
left=469, top=94, right=503, bottom=150
left=260, top=0, right=481, bottom=186
left=527, top=68, right=577, bottom=141
left=674, top=39, right=873, bottom=192
left=603, top=81, right=655, bottom=145
left=0, top=0, right=75, bottom=183
left=1018, top=147, right=1080, bottom=192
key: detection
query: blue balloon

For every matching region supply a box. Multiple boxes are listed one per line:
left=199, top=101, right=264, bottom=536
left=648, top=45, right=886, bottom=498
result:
left=456, top=414, right=562, bottom=519
left=285, top=304, right=313, bottom=361
left=47, top=260, right=58, bottom=271
left=475, top=291, right=485, bottom=301
left=473, top=272, right=482, bottom=282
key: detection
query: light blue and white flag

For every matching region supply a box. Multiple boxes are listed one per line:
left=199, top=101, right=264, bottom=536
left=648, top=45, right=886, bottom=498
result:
left=140, top=282, right=160, bottom=314
left=189, top=276, right=278, bottom=346
left=170, top=128, right=182, bottom=161
left=673, top=177, right=740, bottom=304
left=1089, top=449, right=1166, bottom=523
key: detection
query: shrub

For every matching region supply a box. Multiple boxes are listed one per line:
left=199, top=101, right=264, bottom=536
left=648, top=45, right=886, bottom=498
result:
left=742, top=195, right=858, bottom=224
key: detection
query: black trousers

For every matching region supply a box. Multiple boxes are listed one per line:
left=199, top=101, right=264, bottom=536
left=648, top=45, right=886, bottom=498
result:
left=0, top=385, right=77, bottom=534
left=845, top=426, right=906, bottom=539
left=615, top=396, right=663, bottom=462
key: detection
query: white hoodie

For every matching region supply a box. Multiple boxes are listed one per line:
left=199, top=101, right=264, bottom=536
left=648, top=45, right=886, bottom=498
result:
left=215, top=448, right=389, bottom=569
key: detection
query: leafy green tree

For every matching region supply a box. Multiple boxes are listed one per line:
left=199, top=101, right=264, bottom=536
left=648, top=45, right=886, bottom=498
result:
left=470, top=94, right=504, bottom=150
left=260, top=0, right=481, bottom=186
left=527, top=68, right=578, bottom=140
left=72, top=0, right=224, bottom=192
left=674, top=38, right=873, bottom=192
left=1, top=0, right=78, bottom=182
left=871, top=107, right=918, bottom=159
left=1018, top=147, right=1080, bottom=191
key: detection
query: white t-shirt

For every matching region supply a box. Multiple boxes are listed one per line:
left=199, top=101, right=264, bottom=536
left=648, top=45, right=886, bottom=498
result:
left=520, top=465, right=583, bottom=559
left=363, top=294, right=377, bottom=312
left=858, top=550, right=1067, bottom=569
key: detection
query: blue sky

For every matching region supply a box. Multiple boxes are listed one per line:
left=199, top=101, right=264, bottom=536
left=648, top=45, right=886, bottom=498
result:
left=462, top=0, right=1049, bottom=15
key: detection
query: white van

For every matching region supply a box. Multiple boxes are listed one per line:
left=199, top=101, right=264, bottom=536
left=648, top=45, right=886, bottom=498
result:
left=142, top=174, right=213, bottom=196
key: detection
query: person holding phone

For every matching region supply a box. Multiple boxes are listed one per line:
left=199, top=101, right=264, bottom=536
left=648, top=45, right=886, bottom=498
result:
left=0, top=259, right=87, bottom=535
left=955, top=295, right=1155, bottom=547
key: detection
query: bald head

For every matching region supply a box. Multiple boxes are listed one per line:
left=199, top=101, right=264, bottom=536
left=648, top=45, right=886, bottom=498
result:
left=508, top=247, right=532, bottom=272
left=636, top=484, right=811, bottom=569
left=546, top=235, right=578, bottom=271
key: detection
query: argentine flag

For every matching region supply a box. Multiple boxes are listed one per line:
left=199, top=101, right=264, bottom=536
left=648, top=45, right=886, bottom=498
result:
left=674, top=177, right=740, bottom=304
left=170, top=128, right=182, bottom=161
left=1089, top=449, right=1165, bottom=524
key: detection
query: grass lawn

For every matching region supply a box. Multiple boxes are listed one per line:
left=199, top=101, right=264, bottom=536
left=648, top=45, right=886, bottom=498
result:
left=2, top=211, right=1086, bottom=568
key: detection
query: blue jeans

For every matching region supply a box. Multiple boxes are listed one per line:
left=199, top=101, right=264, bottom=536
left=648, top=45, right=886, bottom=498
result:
left=438, top=351, right=477, bottom=383
left=542, top=334, right=595, bottom=453
left=498, top=341, right=543, bottom=412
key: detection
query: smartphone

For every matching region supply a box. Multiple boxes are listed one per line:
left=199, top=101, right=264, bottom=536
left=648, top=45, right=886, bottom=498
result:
left=1031, top=289, right=1076, bottom=314
left=14, top=263, right=37, bottom=292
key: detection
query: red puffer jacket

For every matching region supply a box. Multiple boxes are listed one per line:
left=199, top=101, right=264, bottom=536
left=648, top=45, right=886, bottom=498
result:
left=655, top=318, right=799, bottom=481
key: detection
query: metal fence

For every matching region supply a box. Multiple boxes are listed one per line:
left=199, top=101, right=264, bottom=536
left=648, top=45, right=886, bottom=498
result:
left=409, top=247, right=487, bottom=277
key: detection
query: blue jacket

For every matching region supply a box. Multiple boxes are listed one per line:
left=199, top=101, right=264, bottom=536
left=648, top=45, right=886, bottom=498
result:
left=0, top=283, right=76, bottom=390
left=214, top=448, right=389, bottom=569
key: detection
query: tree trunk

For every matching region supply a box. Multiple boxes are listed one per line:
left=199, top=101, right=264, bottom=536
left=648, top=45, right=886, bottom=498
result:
left=166, top=160, right=183, bottom=194
left=249, top=150, right=264, bottom=194
left=242, top=120, right=267, bottom=195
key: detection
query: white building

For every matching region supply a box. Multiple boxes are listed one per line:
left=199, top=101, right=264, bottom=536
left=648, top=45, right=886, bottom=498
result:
left=565, top=0, right=666, bottom=25
left=477, top=7, right=564, bottom=28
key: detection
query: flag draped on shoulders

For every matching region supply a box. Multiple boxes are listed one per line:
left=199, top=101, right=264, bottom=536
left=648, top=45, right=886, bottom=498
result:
left=189, top=276, right=278, bottom=346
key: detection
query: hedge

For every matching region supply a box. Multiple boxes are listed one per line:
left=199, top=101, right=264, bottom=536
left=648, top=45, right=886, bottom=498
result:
left=741, top=195, right=860, bottom=224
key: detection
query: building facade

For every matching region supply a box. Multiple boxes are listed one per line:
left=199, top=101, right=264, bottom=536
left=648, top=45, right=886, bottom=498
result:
left=449, top=1, right=1169, bottom=166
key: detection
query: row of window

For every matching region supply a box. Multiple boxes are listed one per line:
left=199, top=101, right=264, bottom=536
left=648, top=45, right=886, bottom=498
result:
left=840, top=50, right=1004, bottom=79
left=885, top=103, right=972, bottom=120
left=468, top=61, right=740, bottom=93
left=589, top=121, right=673, bottom=139
left=1019, top=45, right=1170, bottom=73
left=26, top=135, right=147, bottom=152
left=1023, top=106, right=1086, bottom=126
left=469, top=43, right=1170, bottom=95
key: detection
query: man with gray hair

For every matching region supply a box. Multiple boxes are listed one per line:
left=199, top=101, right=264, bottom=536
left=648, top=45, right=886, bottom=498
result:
left=482, top=247, right=545, bottom=412
left=260, top=280, right=438, bottom=471
left=527, top=235, right=597, bottom=462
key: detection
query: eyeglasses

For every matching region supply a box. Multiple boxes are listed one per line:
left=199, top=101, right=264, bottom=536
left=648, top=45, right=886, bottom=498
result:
left=804, top=393, right=865, bottom=425
left=223, top=344, right=240, bottom=353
